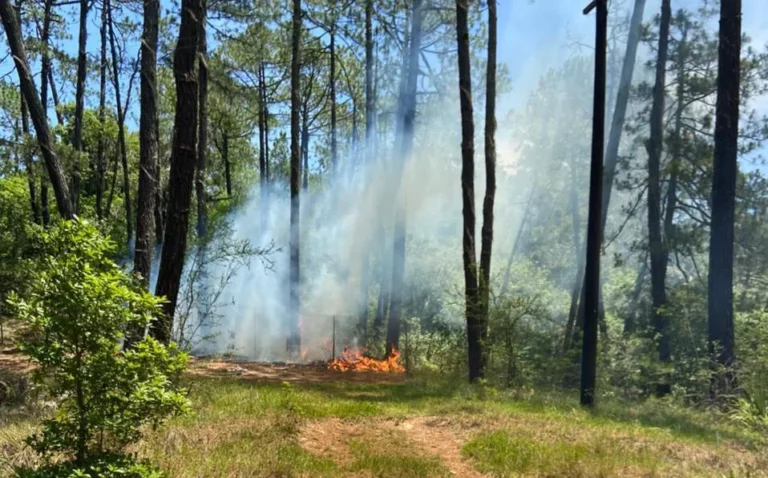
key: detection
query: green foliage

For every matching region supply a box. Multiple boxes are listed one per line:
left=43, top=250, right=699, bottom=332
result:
left=7, top=219, right=189, bottom=465
left=15, top=454, right=164, bottom=478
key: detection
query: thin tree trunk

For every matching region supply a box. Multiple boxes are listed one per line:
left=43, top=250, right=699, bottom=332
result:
left=386, top=0, right=423, bottom=356
left=151, top=0, right=202, bottom=344
left=646, top=0, right=672, bottom=397
left=154, top=179, right=166, bottom=245
left=564, top=162, right=584, bottom=352
left=19, top=77, right=39, bottom=223
left=107, top=0, right=132, bottom=245
left=707, top=0, right=741, bottom=398
left=0, top=0, right=73, bottom=219
left=476, top=0, right=497, bottom=381
left=456, top=0, right=481, bottom=382
left=258, top=61, right=267, bottom=229
left=133, top=0, right=160, bottom=291
left=195, top=0, right=208, bottom=240
left=95, top=0, right=108, bottom=220
left=71, top=0, right=88, bottom=213
left=359, top=0, right=374, bottom=344
left=572, top=0, right=647, bottom=344
left=301, top=102, right=310, bottom=190
left=222, top=134, right=232, bottom=197
left=329, top=3, right=337, bottom=171
left=287, top=0, right=302, bottom=355
left=580, top=0, right=607, bottom=408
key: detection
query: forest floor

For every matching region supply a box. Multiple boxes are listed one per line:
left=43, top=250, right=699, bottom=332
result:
left=1, top=343, right=768, bottom=477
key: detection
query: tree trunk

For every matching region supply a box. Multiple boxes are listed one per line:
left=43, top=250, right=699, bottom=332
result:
left=133, top=0, right=160, bottom=290
left=154, top=179, right=166, bottom=245
left=564, top=161, right=584, bottom=352
left=301, top=101, right=310, bottom=190
left=645, top=0, right=672, bottom=397
left=222, top=134, right=232, bottom=197
left=365, top=0, right=374, bottom=153
left=572, top=0, right=646, bottom=345
left=258, top=62, right=268, bottom=228
left=95, top=0, right=108, bottom=220
left=477, top=0, right=497, bottom=381
left=707, top=0, right=741, bottom=398
left=329, top=3, right=337, bottom=171
left=107, top=0, right=132, bottom=245
left=287, top=0, right=302, bottom=355
left=151, top=0, right=202, bottom=344
left=385, top=0, right=423, bottom=356
left=19, top=75, right=39, bottom=223
left=71, top=0, right=88, bottom=213
left=456, top=0, right=481, bottom=382
left=195, top=0, right=208, bottom=240
left=0, top=0, right=73, bottom=219
left=580, top=0, right=607, bottom=408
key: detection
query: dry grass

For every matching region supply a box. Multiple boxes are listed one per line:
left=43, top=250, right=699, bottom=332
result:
left=1, top=350, right=767, bottom=477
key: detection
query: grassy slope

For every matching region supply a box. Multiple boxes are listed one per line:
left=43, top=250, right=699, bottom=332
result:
left=2, top=372, right=767, bottom=477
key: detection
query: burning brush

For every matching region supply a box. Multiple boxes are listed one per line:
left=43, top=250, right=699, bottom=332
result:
left=328, top=347, right=405, bottom=373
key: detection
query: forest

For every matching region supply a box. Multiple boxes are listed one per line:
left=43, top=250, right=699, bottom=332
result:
left=0, top=0, right=767, bottom=476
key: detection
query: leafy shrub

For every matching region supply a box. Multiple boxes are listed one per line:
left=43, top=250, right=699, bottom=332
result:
left=7, top=219, right=189, bottom=467
left=15, top=454, right=164, bottom=478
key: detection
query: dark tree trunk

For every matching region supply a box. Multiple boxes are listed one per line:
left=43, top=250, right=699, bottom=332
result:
left=580, top=0, right=607, bottom=408
left=195, top=0, right=208, bottom=240
left=151, top=0, right=202, bottom=344
left=95, top=0, right=108, bottom=220
left=645, top=0, right=672, bottom=397
left=386, top=0, right=423, bottom=356
left=301, top=101, right=310, bottom=190
left=133, top=0, right=160, bottom=291
left=154, top=179, right=166, bottom=245
left=222, top=134, right=232, bottom=197
left=707, top=0, right=741, bottom=398
left=19, top=78, right=39, bottom=223
left=258, top=61, right=267, bottom=227
left=39, top=0, right=53, bottom=226
left=572, top=0, right=646, bottom=346
left=456, top=0, right=481, bottom=382
left=71, top=0, right=88, bottom=213
left=0, top=0, right=73, bottom=219
left=107, top=0, right=132, bottom=245
left=287, top=0, right=302, bottom=355
left=329, top=4, right=337, bottom=170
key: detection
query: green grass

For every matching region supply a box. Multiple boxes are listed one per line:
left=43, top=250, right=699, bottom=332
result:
left=3, top=374, right=767, bottom=477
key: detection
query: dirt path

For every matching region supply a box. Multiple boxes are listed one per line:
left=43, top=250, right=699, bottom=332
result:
left=391, top=416, right=487, bottom=478
left=298, top=416, right=487, bottom=477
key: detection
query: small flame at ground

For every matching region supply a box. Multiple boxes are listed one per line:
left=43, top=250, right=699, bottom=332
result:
left=328, top=347, right=405, bottom=373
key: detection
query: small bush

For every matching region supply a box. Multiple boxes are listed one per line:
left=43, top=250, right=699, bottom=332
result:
left=8, top=219, right=189, bottom=468
left=15, top=454, right=164, bottom=478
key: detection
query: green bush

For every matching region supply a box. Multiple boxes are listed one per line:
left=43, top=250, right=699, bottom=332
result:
left=8, top=219, right=189, bottom=468
left=15, top=454, right=164, bottom=478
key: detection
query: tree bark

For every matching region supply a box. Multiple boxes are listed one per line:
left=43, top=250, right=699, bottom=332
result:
left=222, top=133, right=232, bottom=197
left=107, top=0, right=132, bottom=245
left=72, top=0, right=89, bottom=213
left=17, top=13, right=39, bottom=225
left=385, top=0, right=423, bottom=356
left=572, top=0, right=646, bottom=345
left=151, top=0, right=202, bottom=344
left=478, top=0, right=497, bottom=370
left=580, top=0, right=607, bottom=408
left=329, top=3, right=337, bottom=171
left=95, top=0, right=108, bottom=220
left=195, top=0, right=208, bottom=240
left=707, top=0, right=741, bottom=398
left=0, top=0, right=73, bottom=219
left=456, top=0, right=481, bottom=382
left=133, top=0, right=160, bottom=290
left=287, top=0, right=302, bottom=355
left=645, top=0, right=672, bottom=397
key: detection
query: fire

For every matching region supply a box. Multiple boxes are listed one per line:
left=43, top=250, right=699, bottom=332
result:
left=328, top=347, right=405, bottom=373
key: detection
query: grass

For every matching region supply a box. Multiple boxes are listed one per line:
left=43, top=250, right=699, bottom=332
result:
left=2, top=371, right=767, bottom=477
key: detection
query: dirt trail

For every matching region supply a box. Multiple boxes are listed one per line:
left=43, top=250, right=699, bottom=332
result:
left=298, top=416, right=486, bottom=477
left=391, top=416, right=487, bottom=478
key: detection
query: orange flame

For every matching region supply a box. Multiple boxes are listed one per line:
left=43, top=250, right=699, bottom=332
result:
left=328, top=347, right=405, bottom=373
